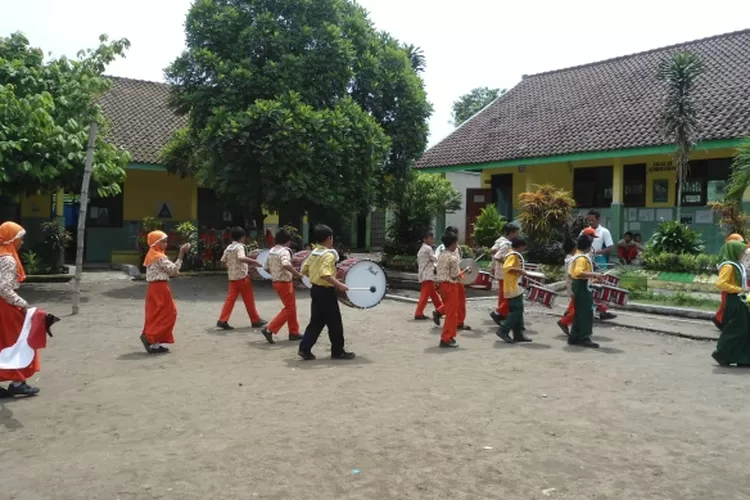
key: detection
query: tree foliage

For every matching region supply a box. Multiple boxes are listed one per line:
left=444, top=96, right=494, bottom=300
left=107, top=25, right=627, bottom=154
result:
left=724, top=136, right=750, bottom=203
left=164, top=0, right=432, bottom=225
left=385, top=173, right=461, bottom=255
left=517, top=184, right=577, bottom=264
left=0, top=32, right=131, bottom=197
left=471, top=205, right=505, bottom=248
left=451, top=86, right=505, bottom=126
left=657, top=50, right=703, bottom=221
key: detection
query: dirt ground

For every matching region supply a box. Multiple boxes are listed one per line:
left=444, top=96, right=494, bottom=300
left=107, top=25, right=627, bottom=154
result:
left=2, top=273, right=749, bottom=500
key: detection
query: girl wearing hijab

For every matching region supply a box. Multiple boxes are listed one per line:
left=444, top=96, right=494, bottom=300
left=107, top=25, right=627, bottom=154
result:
left=712, top=240, right=750, bottom=367
left=141, top=230, right=190, bottom=354
left=713, top=233, right=746, bottom=329
left=0, top=222, right=41, bottom=396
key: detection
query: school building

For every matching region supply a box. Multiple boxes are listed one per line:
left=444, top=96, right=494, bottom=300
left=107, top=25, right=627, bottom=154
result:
left=416, top=29, right=750, bottom=254
left=9, top=77, right=386, bottom=265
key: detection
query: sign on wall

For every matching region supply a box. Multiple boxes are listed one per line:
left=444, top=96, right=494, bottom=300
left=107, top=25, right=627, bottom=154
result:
left=157, top=202, right=173, bottom=219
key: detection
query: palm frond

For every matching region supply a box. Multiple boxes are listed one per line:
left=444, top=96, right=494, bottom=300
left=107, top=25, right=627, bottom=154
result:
left=725, top=136, right=750, bottom=202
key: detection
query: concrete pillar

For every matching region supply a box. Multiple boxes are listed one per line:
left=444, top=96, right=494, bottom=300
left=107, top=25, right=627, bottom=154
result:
left=610, top=161, right=624, bottom=244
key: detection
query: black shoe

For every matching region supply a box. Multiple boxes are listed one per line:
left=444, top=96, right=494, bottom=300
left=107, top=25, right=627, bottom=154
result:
left=0, top=387, right=12, bottom=398
left=252, top=319, right=268, bottom=328
left=712, top=316, right=722, bottom=330
left=712, top=352, right=729, bottom=366
left=414, top=315, right=430, bottom=320
left=557, top=320, right=570, bottom=337
left=513, top=331, right=532, bottom=343
left=490, top=311, right=505, bottom=326
left=261, top=327, right=275, bottom=344
left=439, top=340, right=458, bottom=348
left=599, top=312, right=617, bottom=321
left=450, top=338, right=457, bottom=345
left=432, top=310, right=442, bottom=326
left=288, top=333, right=303, bottom=341
left=148, top=345, right=170, bottom=354
left=458, top=324, right=472, bottom=331
left=7, top=382, right=40, bottom=396
left=569, top=338, right=599, bottom=348
left=217, top=321, right=234, bottom=330
left=139, top=333, right=151, bottom=353
left=496, top=330, right=514, bottom=343
left=331, top=350, right=356, bottom=360
left=298, top=350, right=316, bottom=361
left=520, top=325, right=527, bottom=332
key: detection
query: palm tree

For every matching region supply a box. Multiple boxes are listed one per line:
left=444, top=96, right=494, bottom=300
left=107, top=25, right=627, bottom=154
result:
left=725, top=137, right=750, bottom=203
left=405, top=44, right=425, bottom=74
left=657, top=50, right=703, bottom=221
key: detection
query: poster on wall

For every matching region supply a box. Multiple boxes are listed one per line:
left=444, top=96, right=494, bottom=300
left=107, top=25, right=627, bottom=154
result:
left=656, top=209, right=673, bottom=221
left=627, top=209, right=638, bottom=221
left=652, top=179, right=669, bottom=203
left=681, top=215, right=694, bottom=225
left=628, top=222, right=641, bottom=231
left=638, top=209, right=655, bottom=222
left=694, top=210, right=713, bottom=224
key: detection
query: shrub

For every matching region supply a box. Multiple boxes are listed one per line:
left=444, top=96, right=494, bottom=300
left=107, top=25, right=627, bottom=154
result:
left=21, top=250, right=41, bottom=275
left=646, top=220, right=704, bottom=255
left=708, top=200, right=749, bottom=239
left=471, top=205, right=506, bottom=248
left=459, top=245, right=475, bottom=259
left=517, top=184, right=576, bottom=264
left=30, top=221, right=71, bottom=274
left=641, top=248, right=718, bottom=273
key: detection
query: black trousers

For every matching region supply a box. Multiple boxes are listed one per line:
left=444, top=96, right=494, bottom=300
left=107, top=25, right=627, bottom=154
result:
left=299, top=285, right=345, bottom=354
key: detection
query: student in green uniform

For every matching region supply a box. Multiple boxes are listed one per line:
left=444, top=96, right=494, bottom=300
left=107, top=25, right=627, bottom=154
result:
left=568, top=234, right=605, bottom=349
left=712, top=240, right=750, bottom=367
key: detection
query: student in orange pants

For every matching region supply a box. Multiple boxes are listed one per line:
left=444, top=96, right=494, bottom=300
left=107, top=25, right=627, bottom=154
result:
left=433, top=226, right=471, bottom=330
left=261, top=228, right=305, bottom=343
left=557, top=238, right=578, bottom=336
left=436, top=232, right=462, bottom=348
left=217, top=227, right=267, bottom=330
left=489, top=223, right=519, bottom=325
left=415, top=232, right=444, bottom=320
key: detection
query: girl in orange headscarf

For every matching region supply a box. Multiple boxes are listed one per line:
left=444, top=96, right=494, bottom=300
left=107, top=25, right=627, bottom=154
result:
left=0, top=221, right=41, bottom=396
left=141, top=230, right=190, bottom=354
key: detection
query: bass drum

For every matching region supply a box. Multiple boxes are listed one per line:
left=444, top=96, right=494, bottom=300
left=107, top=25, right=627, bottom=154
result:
left=335, top=259, right=388, bottom=309
left=292, top=250, right=312, bottom=289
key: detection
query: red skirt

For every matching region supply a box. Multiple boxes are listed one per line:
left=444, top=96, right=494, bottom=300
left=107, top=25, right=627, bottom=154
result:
left=143, top=282, right=177, bottom=345
left=0, top=300, right=42, bottom=382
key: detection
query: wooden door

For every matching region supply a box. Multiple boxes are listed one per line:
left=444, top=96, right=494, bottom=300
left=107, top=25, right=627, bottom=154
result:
left=465, top=188, right=493, bottom=247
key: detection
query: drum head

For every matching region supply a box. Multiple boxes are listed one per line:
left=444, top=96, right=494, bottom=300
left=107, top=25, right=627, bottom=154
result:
left=459, top=258, right=479, bottom=285
left=255, top=249, right=271, bottom=279
left=342, top=260, right=387, bottom=308
left=526, top=270, right=546, bottom=279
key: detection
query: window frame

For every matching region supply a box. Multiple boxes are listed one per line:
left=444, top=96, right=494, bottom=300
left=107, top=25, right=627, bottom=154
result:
left=573, top=166, right=613, bottom=208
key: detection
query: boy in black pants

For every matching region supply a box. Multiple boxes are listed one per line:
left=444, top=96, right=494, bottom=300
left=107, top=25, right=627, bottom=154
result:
left=298, top=224, right=356, bottom=361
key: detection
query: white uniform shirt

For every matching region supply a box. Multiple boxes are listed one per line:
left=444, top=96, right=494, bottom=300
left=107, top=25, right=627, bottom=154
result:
left=581, top=226, right=613, bottom=253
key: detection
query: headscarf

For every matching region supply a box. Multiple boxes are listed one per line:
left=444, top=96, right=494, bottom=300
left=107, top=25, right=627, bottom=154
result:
left=727, top=233, right=744, bottom=242
left=0, top=221, right=26, bottom=282
left=143, top=230, right=168, bottom=266
left=719, top=240, right=747, bottom=284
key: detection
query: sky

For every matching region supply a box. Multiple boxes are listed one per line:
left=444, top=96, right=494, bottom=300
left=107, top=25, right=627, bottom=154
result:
left=3, top=1, right=750, bottom=147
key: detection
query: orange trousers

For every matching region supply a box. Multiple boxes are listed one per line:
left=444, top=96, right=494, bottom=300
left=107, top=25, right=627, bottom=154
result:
left=219, top=277, right=261, bottom=324
left=143, top=281, right=177, bottom=345
left=415, top=281, right=444, bottom=317
left=496, top=280, right=510, bottom=317
left=561, top=298, right=575, bottom=327
left=458, top=284, right=466, bottom=324
left=439, top=282, right=460, bottom=343
left=0, top=300, right=40, bottom=382
left=716, top=292, right=727, bottom=324
left=268, top=281, right=300, bottom=334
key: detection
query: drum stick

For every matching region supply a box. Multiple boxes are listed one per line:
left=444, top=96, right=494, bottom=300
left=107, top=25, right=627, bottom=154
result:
left=348, top=286, right=377, bottom=293
left=474, top=254, right=485, bottom=262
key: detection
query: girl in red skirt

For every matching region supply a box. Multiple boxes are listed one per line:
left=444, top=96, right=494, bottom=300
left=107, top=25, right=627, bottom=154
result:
left=0, top=222, right=42, bottom=396
left=141, top=231, right=189, bottom=354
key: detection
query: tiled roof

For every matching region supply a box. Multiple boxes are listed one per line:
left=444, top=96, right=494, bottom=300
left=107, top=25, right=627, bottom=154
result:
left=98, top=77, right=186, bottom=164
left=416, top=29, right=750, bottom=170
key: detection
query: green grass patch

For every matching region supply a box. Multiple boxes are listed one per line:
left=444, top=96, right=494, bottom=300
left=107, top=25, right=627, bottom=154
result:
left=629, top=289, right=720, bottom=311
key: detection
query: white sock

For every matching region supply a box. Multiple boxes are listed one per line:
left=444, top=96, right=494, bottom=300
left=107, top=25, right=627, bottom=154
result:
left=10, top=381, right=23, bottom=387
left=150, top=343, right=161, bottom=349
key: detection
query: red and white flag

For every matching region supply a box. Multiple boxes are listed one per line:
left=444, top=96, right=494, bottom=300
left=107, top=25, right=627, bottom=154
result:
left=0, top=307, right=50, bottom=370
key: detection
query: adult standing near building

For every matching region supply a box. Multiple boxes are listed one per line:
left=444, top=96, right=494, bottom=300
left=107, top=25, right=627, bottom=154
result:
left=582, top=210, right=613, bottom=270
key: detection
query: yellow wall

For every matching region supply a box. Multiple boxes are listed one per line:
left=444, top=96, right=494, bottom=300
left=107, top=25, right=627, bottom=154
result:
left=20, top=194, right=51, bottom=218
left=123, top=170, right=197, bottom=221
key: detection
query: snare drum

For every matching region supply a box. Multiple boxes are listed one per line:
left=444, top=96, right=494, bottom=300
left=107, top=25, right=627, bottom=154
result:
left=292, top=250, right=312, bottom=288
left=593, top=284, right=629, bottom=306
left=601, top=274, right=621, bottom=287
left=248, top=249, right=271, bottom=280
left=335, top=259, right=388, bottom=309
left=470, top=271, right=493, bottom=290
left=520, top=275, right=544, bottom=288
left=526, top=283, right=557, bottom=308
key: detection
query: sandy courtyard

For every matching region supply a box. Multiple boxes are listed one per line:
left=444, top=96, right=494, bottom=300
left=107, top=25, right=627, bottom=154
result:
left=1, top=273, right=749, bottom=500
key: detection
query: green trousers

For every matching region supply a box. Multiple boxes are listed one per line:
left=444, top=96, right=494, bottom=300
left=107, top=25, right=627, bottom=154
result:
left=570, top=279, right=593, bottom=342
left=712, top=293, right=750, bottom=365
left=500, top=295, right=524, bottom=334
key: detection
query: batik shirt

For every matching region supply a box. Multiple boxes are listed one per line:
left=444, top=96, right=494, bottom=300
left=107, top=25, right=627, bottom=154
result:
left=564, top=254, right=575, bottom=295
left=417, top=243, right=437, bottom=283
left=492, top=236, right=512, bottom=280
left=221, top=242, right=249, bottom=281
left=436, top=249, right=460, bottom=284
left=146, top=257, right=183, bottom=282
left=0, top=255, right=28, bottom=308
left=265, top=245, right=293, bottom=282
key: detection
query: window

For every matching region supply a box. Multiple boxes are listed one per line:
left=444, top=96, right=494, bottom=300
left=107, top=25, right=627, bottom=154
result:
left=679, top=157, right=732, bottom=206
left=623, top=164, right=646, bottom=207
left=87, top=189, right=124, bottom=227
left=573, top=166, right=612, bottom=208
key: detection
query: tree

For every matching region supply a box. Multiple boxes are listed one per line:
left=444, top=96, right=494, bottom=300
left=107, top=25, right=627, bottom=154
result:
left=657, top=50, right=703, bottom=222
left=471, top=205, right=506, bottom=248
left=724, top=137, right=750, bottom=203
left=164, top=0, right=432, bottom=233
left=405, top=44, right=425, bottom=73
left=451, top=87, right=505, bottom=127
left=0, top=33, right=131, bottom=198
left=386, top=173, right=461, bottom=255
left=517, top=184, right=576, bottom=264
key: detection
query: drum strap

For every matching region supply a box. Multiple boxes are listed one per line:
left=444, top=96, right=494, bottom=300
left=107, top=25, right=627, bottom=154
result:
left=311, top=247, right=339, bottom=262
left=506, top=251, right=525, bottom=285
left=719, top=261, right=747, bottom=287
left=571, top=254, right=594, bottom=290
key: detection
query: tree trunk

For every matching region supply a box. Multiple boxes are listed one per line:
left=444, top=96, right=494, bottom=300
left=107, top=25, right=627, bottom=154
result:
left=72, top=122, right=97, bottom=315
left=676, top=167, right=683, bottom=222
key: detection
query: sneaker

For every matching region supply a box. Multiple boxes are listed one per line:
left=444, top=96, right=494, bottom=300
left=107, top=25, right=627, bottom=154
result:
left=557, top=320, right=570, bottom=337
left=7, top=382, right=40, bottom=396
left=216, top=321, right=234, bottom=330
left=458, top=324, right=472, bottom=331
left=439, top=340, right=458, bottom=348
left=0, top=387, right=11, bottom=399
left=288, top=333, right=303, bottom=341
left=598, top=312, right=617, bottom=321
left=331, top=350, right=356, bottom=360
left=414, top=315, right=430, bottom=320
left=496, top=330, right=514, bottom=344
left=261, top=327, right=275, bottom=344
left=569, top=338, right=599, bottom=349
left=432, top=310, right=442, bottom=326
left=489, top=311, right=505, bottom=326
left=139, top=333, right=151, bottom=353
left=252, top=319, right=269, bottom=328
left=513, top=331, right=532, bottom=343
left=148, top=345, right=170, bottom=354
left=298, top=350, right=316, bottom=361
